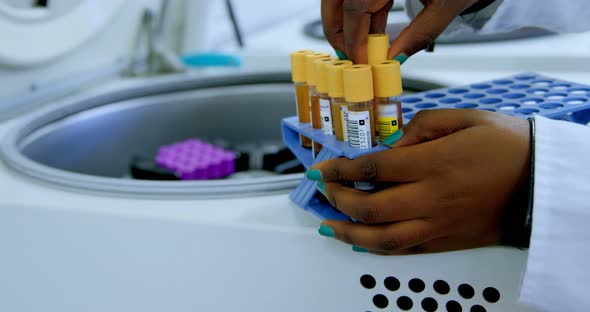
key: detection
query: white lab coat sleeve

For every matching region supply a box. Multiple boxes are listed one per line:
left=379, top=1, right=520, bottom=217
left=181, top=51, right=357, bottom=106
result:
left=519, top=116, right=590, bottom=312
left=482, top=0, right=590, bottom=34
left=405, top=0, right=590, bottom=34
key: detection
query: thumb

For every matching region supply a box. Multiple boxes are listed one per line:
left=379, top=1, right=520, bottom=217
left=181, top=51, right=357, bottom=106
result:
left=388, top=109, right=478, bottom=148
left=387, top=1, right=472, bottom=63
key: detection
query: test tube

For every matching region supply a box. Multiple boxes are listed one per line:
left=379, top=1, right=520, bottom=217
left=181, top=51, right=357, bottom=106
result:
left=367, top=33, right=390, bottom=139
left=290, top=50, right=314, bottom=148
left=344, top=64, right=378, bottom=192
left=314, top=57, right=337, bottom=137
left=305, top=52, right=332, bottom=158
left=326, top=60, right=353, bottom=142
left=343, top=64, right=378, bottom=149
left=367, top=34, right=390, bottom=65
left=373, top=60, right=403, bottom=142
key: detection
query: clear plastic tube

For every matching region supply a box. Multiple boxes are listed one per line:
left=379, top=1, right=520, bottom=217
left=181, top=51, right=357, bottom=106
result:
left=376, top=96, right=403, bottom=142
left=347, top=100, right=378, bottom=149
left=330, top=97, right=348, bottom=142
left=294, top=82, right=312, bottom=148
left=310, top=85, right=323, bottom=158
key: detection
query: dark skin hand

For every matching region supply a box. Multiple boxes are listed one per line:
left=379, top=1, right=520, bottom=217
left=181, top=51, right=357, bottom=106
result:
left=311, top=109, right=531, bottom=254
left=321, top=0, right=477, bottom=63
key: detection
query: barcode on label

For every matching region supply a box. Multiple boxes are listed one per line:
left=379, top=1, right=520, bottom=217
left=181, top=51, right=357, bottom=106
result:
left=341, top=106, right=349, bottom=142
left=320, top=99, right=334, bottom=135
left=348, top=111, right=371, bottom=149
left=378, top=117, right=399, bottom=141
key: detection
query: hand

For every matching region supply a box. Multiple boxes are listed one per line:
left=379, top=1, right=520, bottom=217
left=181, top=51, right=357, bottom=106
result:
left=321, top=0, right=478, bottom=63
left=310, top=109, right=531, bottom=254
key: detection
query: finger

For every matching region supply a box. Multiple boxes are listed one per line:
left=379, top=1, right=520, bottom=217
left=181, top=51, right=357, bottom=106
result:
left=390, top=109, right=479, bottom=148
left=388, top=1, right=469, bottom=60
left=311, top=143, right=435, bottom=183
left=323, top=218, right=436, bottom=252
left=342, top=0, right=372, bottom=63
left=369, top=0, right=393, bottom=34
left=324, top=182, right=430, bottom=224
left=370, top=236, right=498, bottom=255
left=321, top=0, right=345, bottom=51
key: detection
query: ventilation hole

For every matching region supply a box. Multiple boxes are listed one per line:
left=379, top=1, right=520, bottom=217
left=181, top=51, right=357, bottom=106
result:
left=565, top=98, right=588, bottom=105
left=446, top=300, right=463, bottom=312
left=470, top=305, right=487, bottom=312
left=497, top=103, right=519, bottom=110
left=397, top=296, right=414, bottom=311
left=546, top=92, right=567, bottom=100
left=515, top=108, right=540, bottom=115
left=456, top=103, right=477, bottom=108
left=425, top=93, right=446, bottom=99
left=486, top=88, right=508, bottom=94
left=464, top=93, right=485, bottom=99
left=471, top=84, right=491, bottom=89
left=521, top=98, right=544, bottom=105
left=448, top=88, right=469, bottom=94
left=402, top=107, right=413, bottom=113
left=458, top=284, right=475, bottom=299
left=493, top=79, right=513, bottom=85
left=373, top=294, right=389, bottom=309
left=422, top=297, right=439, bottom=312
left=503, top=93, right=526, bottom=99
left=479, top=98, right=502, bottom=104
left=515, top=74, right=535, bottom=80
left=569, top=88, right=589, bottom=95
left=480, top=108, right=496, bottom=112
left=483, top=287, right=501, bottom=303
left=416, top=103, right=438, bottom=109
left=528, top=88, right=548, bottom=95
left=404, top=97, right=423, bottom=103
left=384, top=276, right=400, bottom=292
left=408, top=278, right=425, bottom=293
left=405, top=113, right=415, bottom=119
left=361, top=274, right=377, bottom=289
left=540, top=103, right=563, bottom=110
left=334, top=62, right=344, bottom=65
left=434, top=280, right=451, bottom=295
left=509, top=84, right=529, bottom=90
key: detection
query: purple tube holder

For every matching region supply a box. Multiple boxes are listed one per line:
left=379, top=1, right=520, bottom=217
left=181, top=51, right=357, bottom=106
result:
left=156, top=139, right=236, bottom=180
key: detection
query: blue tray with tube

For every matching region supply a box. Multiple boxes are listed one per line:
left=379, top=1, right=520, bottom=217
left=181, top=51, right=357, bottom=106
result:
left=282, top=73, right=590, bottom=221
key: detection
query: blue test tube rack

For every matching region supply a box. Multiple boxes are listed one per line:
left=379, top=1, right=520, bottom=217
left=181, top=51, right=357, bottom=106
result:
left=281, top=73, right=590, bottom=221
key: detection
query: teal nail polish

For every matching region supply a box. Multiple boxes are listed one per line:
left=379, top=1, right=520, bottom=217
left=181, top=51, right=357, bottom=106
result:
left=383, top=129, right=403, bottom=146
left=352, top=246, right=369, bottom=253
left=317, top=181, right=325, bottom=195
left=393, top=53, right=408, bottom=65
left=335, top=50, right=348, bottom=60
left=318, top=224, right=335, bottom=237
left=306, top=169, right=322, bottom=181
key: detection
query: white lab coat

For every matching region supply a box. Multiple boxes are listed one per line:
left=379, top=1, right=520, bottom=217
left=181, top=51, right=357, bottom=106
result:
left=406, top=1, right=590, bottom=311
left=521, top=116, right=590, bottom=311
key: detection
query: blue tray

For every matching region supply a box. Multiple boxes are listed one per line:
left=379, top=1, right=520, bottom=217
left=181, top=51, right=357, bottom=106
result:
left=282, top=73, right=590, bottom=221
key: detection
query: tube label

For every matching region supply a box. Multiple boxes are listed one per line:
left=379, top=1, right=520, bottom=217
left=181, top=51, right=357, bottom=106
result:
left=319, top=99, right=334, bottom=135
left=377, top=105, right=400, bottom=142
left=340, top=105, right=349, bottom=142
left=348, top=110, right=371, bottom=149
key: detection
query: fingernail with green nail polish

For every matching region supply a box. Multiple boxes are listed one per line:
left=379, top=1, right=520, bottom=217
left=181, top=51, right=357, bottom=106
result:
left=384, top=129, right=403, bottom=146
left=335, top=50, right=348, bottom=60
left=393, top=54, right=408, bottom=65
left=317, top=181, right=325, bottom=195
left=306, top=169, right=322, bottom=181
left=352, top=246, right=369, bottom=253
left=318, top=224, right=335, bottom=237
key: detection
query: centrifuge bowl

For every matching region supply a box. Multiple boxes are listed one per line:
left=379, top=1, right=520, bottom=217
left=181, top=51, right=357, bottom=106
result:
left=0, top=71, right=440, bottom=198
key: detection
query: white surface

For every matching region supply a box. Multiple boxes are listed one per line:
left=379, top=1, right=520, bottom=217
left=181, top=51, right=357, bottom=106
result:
left=0, top=0, right=126, bottom=67
left=520, top=116, right=590, bottom=312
